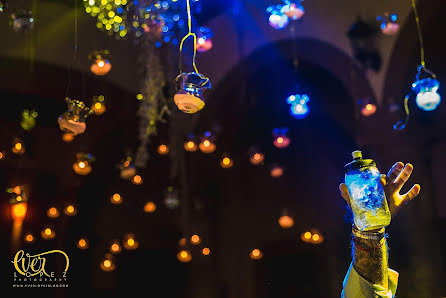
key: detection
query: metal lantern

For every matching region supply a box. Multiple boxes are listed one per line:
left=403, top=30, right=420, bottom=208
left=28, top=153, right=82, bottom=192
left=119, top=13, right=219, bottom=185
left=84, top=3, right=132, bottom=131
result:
left=58, top=98, right=94, bottom=136
left=174, top=72, right=211, bottom=114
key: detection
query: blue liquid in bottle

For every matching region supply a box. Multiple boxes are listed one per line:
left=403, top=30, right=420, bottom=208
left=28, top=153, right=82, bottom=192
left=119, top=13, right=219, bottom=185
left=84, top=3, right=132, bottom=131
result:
left=344, top=151, right=391, bottom=231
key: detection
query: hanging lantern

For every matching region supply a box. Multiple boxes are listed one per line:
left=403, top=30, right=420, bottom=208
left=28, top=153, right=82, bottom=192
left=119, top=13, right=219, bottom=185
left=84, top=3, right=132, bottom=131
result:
left=11, top=137, right=25, bottom=155
left=58, top=98, right=94, bottom=136
left=0, top=1, right=7, bottom=14
left=178, top=237, right=187, bottom=247
left=184, top=134, right=198, bottom=152
left=91, top=95, right=106, bottom=115
left=220, top=155, right=234, bottom=169
left=46, top=207, right=60, bottom=218
left=123, top=233, right=139, bottom=250
left=89, top=50, right=112, bottom=76
left=73, top=153, right=94, bottom=175
left=196, top=27, right=213, bottom=53
left=24, top=233, right=35, bottom=243
left=281, top=1, right=305, bottom=20
left=278, top=211, right=294, bottom=229
left=412, top=77, right=441, bottom=111
left=64, top=204, right=77, bottom=216
left=157, top=144, right=169, bottom=155
left=270, top=165, right=284, bottom=178
left=143, top=201, right=156, bottom=213
left=377, top=13, right=399, bottom=36
left=10, top=9, right=34, bottom=33
left=120, top=156, right=136, bottom=180
left=164, top=186, right=179, bottom=210
left=199, top=131, right=216, bottom=153
left=358, top=98, right=377, bottom=116
left=100, top=254, right=115, bottom=272
left=132, top=174, right=143, bottom=185
left=174, top=72, right=211, bottom=114
left=267, top=5, right=289, bottom=30
left=110, top=240, right=122, bottom=254
left=62, top=133, right=75, bottom=142
left=20, top=109, right=38, bottom=131
left=110, top=193, right=123, bottom=205
left=7, top=185, right=27, bottom=222
left=41, top=227, right=56, bottom=240
left=287, top=94, right=310, bottom=119
left=0, top=151, right=5, bottom=160
left=190, top=234, right=201, bottom=245
left=202, top=247, right=210, bottom=256
left=301, top=229, right=324, bottom=244
left=76, top=238, right=89, bottom=250
left=249, top=249, right=263, bottom=260
left=177, top=249, right=192, bottom=263
left=272, top=128, right=290, bottom=148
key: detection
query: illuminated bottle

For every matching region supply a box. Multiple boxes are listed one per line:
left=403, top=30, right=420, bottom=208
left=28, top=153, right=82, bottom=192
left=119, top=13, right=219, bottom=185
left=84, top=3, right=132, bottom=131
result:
left=344, top=151, right=391, bottom=231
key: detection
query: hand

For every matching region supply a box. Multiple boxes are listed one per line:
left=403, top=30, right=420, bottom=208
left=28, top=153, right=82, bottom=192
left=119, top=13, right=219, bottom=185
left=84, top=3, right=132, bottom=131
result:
left=339, top=162, right=421, bottom=219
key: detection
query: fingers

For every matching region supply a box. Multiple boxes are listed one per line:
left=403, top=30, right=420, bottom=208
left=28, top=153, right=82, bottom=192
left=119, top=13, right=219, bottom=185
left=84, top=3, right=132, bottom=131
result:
left=339, top=183, right=351, bottom=207
left=387, top=162, right=404, bottom=183
left=394, top=163, right=414, bottom=190
left=380, top=174, right=388, bottom=186
left=402, top=183, right=421, bottom=202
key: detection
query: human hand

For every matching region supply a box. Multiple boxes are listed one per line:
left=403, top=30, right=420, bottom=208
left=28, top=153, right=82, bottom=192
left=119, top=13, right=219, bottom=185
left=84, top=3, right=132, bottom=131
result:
left=339, top=162, right=421, bottom=219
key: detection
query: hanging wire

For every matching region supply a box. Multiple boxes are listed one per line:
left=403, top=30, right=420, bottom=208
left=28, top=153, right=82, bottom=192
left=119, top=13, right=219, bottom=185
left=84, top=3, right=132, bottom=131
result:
left=65, top=0, right=79, bottom=98
left=393, top=95, right=410, bottom=131
left=411, top=0, right=424, bottom=67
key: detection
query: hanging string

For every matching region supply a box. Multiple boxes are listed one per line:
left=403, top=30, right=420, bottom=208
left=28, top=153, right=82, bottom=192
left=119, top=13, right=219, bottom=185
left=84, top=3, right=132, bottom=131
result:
left=65, top=0, right=79, bottom=98
left=411, top=0, right=425, bottom=67
left=393, top=95, right=410, bottom=131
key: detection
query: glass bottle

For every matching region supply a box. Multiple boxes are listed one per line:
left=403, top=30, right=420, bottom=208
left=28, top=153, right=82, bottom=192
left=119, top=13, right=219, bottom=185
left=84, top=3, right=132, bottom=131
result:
left=344, top=151, right=391, bottom=231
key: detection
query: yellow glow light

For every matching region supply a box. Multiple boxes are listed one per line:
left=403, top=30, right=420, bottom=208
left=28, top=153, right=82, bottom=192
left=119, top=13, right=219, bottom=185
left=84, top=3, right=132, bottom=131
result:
left=144, top=201, right=156, bottom=213
left=11, top=203, right=27, bottom=221
left=25, top=233, right=34, bottom=243
left=250, top=249, right=263, bottom=260
left=202, top=248, right=210, bottom=255
left=304, top=232, right=312, bottom=239
left=132, top=175, right=143, bottom=185
left=190, top=234, right=201, bottom=245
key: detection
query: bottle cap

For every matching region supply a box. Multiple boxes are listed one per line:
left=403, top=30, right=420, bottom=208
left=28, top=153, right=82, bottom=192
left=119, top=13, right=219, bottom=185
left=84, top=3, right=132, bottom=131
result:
left=344, top=150, right=376, bottom=173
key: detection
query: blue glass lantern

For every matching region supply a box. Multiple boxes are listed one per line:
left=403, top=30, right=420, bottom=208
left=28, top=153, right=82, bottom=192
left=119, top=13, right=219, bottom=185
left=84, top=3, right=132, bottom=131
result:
left=267, top=5, right=289, bottom=30
left=412, top=78, right=441, bottom=111
left=287, top=94, right=310, bottom=118
left=174, top=72, right=211, bottom=114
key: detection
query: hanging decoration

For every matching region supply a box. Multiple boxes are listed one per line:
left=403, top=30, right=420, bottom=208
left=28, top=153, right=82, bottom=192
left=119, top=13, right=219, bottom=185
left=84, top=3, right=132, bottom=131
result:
left=190, top=234, right=201, bottom=245
left=120, top=155, right=137, bottom=180
left=62, top=133, right=75, bottom=143
left=202, top=247, right=210, bottom=256
left=286, top=94, right=310, bottom=118
left=177, top=249, right=192, bottom=263
left=220, top=154, right=234, bottom=169
left=24, top=233, right=35, bottom=243
left=100, top=254, right=116, bottom=272
left=11, top=137, right=25, bottom=155
left=164, top=186, right=179, bottom=210
left=41, top=227, right=56, bottom=240
left=144, top=201, right=156, bottom=213
left=358, top=98, right=377, bottom=117
left=196, top=26, right=213, bottom=53
left=58, top=98, right=94, bottom=136
left=184, top=134, right=198, bottom=152
left=174, top=0, right=211, bottom=114
left=89, top=50, right=112, bottom=76
left=46, top=207, right=60, bottom=218
left=123, top=233, right=139, bottom=250
left=377, top=12, right=399, bottom=35
left=10, top=9, right=34, bottom=33
left=249, top=147, right=264, bottom=166
left=301, top=229, right=324, bottom=244
left=64, top=204, right=78, bottom=216
left=132, top=174, right=143, bottom=185
left=110, top=240, right=122, bottom=254
left=270, top=165, right=284, bottom=178
left=7, top=186, right=28, bottom=222
left=198, top=131, right=216, bottom=153
left=91, top=95, right=106, bottom=115
left=20, top=109, right=38, bottom=131
left=110, top=193, right=123, bottom=205
left=267, top=5, right=289, bottom=30
left=281, top=1, right=305, bottom=20
left=272, top=128, right=290, bottom=148
left=77, top=238, right=89, bottom=250
left=278, top=210, right=294, bottom=228
left=73, top=153, right=95, bottom=175
left=249, top=249, right=263, bottom=260
left=394, top=0, right=441, bottom=130
left=157, top=144, right=169, bottom=155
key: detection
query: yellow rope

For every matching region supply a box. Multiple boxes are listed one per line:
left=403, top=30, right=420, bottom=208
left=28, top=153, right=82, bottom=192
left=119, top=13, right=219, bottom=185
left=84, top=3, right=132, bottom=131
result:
left=411, top=0, right=425, bottom=67
left=179, top=0, right=199, bottom=74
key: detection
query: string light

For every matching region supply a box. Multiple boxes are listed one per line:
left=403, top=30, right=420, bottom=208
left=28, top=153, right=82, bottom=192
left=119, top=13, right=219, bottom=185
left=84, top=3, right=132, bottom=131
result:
left=24, top=233, right=35, bottom=243
left=41, top=227, right=56, bottom=240
left=110, top=193, right=123, bottom=205
left=278, top=212, right=294, bottom=229
left=249, top=152, right=264, bottom=165
left=190, top=234, right=201, bottom=245
left=270, top=165, right=284, bottom=178
left=11, top=138, right=25, bottom=155
left=110, top=240, right=122, bottom=254
left=92, top=95, right=106, bottom=115
left=273, top=128, right=290, bottom=148
left=123, top=234, right=139, bottom=250
left=199, top=132, right=216, bottom=153
left=202, top=247, right=210, bottom=256
left=89, top=50, right=112, bottom=76
left=301, top=229, right=324, bottom=244
left=132, top=174, right=143, bottom=185
left=359, top=98, right=377, bottom=117
left=120, top=155, right=136, bottom=180
left=73, top=153, right=94, bottom=175
left=7, top=186, right=28, bottom=222
left=77, top=238, right=89, bottom=249
left=220, top=155, right=234, bottom=169
left=144, top=201, right=156, bottom=213
left=249, top=249, right=263, bottom=260
left=64, top=204, right=77, bottom=216
left=177, top=249, right=192, bottom=263
left=47, top=207, right=60, bottom=218
left=100, top=254, right=115, bottom=272
left=157, top=144, right=169, bottom=155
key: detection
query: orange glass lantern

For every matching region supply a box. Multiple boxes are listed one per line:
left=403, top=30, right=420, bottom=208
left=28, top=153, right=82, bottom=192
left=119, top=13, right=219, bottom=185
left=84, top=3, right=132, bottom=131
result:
left=278, top=211, right=294, bottom=229
left=77, top=238, right=89, bottom=249
left=110, top=240, right=122, bottom=254
left=249, top=152, right=264, bottom=165
left=11, top=138, right=25, bottom=155
left=7, top=185, right=28, bottom=222
left=174, top=72, right=211, bottom=114
left=270, top=165, right=284, bottom=178
left=64, top=204, right=77, bottom=216
left=184, top=134, right=198, bottom=152
left=157, top=144, right=169, bottom=155
left=143, top=201, right=156, bottom=213
left=123, top=234, right=139, bottom=250
left=47, top=207, right=60, bottom=218
left=91, top=95, right=106, bottom=115
left=199, top=131, right=216, bottom=153
left=177, top=249, right=192, bottom=263
left=272, top=128, right=290, bottom=148
left=120, top=156, right=136, bottom=180
left=220, top=155, right=234, bottom=168
left=62, top=133, right=75, bottom=142
left=58, top=98, right=94, bottom=136
left=41, top=227, right=56, bottom=240
left=360, top=99, right=377, bottom=117
left=190, top=234, right=201, bottom=245
left=110, top=193, right=123, bottom=205
left=249, top=249, right=263, bottom=260
left=73, top=153, right=94, bottom=175
left=24, top=233, right=35, bottom=243
left=100, top=254, right=115, bottom=272
left=89, top=50, right=112, bottom=76
left=132, top=174, right=143, bottom=185
left=202, top=247, right=210, bottom=256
